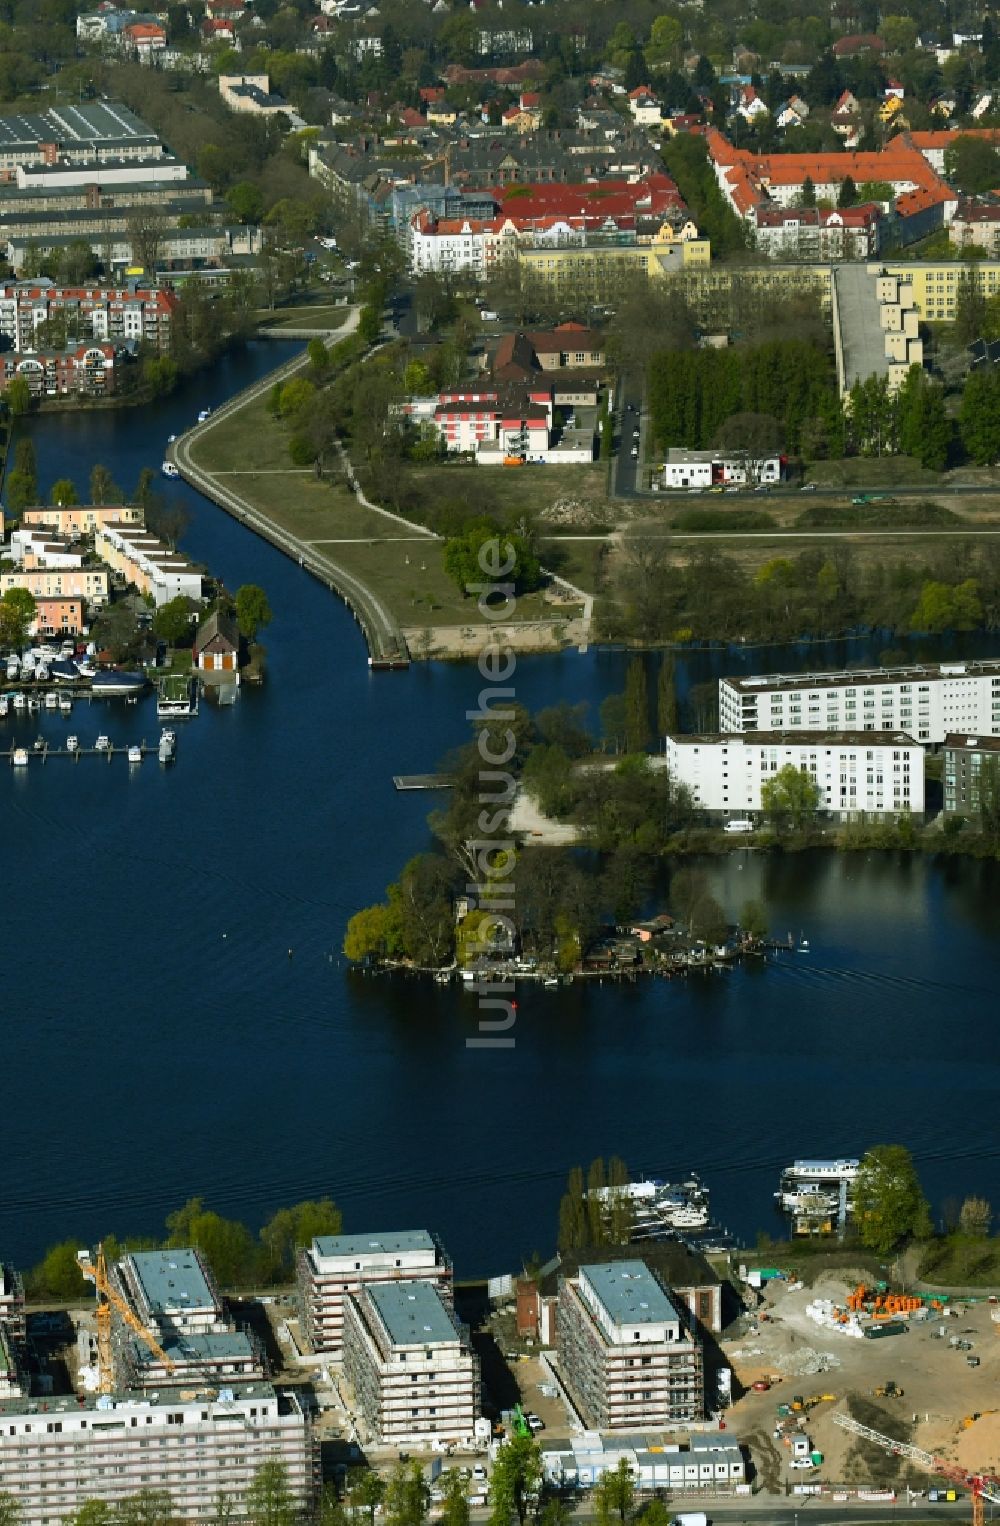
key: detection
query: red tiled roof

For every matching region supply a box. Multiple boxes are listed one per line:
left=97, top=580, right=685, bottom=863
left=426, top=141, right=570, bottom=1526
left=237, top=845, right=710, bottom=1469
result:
left=832, top=32, right=886, bottom=55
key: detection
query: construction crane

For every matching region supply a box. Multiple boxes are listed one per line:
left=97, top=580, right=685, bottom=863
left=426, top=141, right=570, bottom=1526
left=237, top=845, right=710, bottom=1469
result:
left=77, top=1245, right=177, bottom=1396
left=834, top=1412, right=1000, bottom=1526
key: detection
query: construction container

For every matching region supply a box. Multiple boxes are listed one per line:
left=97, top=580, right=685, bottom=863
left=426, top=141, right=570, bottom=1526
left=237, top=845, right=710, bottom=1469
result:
left=811, top=1452, right=824, bottom=1466
left=863, top=1321, right=906, bottom=1339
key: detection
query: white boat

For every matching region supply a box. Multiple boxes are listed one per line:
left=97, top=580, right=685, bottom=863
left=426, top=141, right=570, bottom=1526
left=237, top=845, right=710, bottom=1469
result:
left=27, top=694, right=40, bottom=712
left=127, top=745, right=142, bottom=765
left=197, top=407, right=212, bottom=422
left=12, top=747, right=28, bottom=767
left=35, top=665, right=49, bottom=682
left=32, top=736, right=45, bottom=752
left=60, top=640, right=75, bottom=656
left=12, top=693, right=26, bottom=711
left=167, top=433, right=177, bottom=443
left=66, top=735, right=79, bottom=752
left=0, top=697, right=7, bottom=717
left=44, top=691, right=57, bottom=710
left=95, top=735, right=110, bottom=752
left=158, top=733, right=175, bottom=764
left=162, top=461, right=179, bottom=479
left=58, top=694, right=71, bottom=714
left=76, top=661, right=96, bottom=679
left=6, top=658, right=18, bottom=680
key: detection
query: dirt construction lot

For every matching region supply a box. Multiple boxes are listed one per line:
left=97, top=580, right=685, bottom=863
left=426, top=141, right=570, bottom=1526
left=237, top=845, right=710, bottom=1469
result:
left=723, top=1272, right=1000, bottom=1489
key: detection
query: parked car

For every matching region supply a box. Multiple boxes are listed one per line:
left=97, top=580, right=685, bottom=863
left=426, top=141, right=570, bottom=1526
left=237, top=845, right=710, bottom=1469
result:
left=800, top=482, right=817, bottom=492
left=527, top=1414, right=544, bottom=1432
left=472, top=1466, right=487, bottom=1483
left=789, top=1459, right=815, bottom=1471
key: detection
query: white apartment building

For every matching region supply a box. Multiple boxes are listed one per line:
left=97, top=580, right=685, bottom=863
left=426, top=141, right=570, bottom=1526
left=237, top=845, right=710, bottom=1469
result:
left=10, top=529, right=84, bottom=569
left=0, top=1385, right=313, bottom=1526
left=665, top=730, right=925, bottom=820
left=557, top=1261, right=703, bottom=1431
left=343, top=1280, right=479, bottom=1447
left=297, top=1230, right=452, bottom=1357
left=719, top=659, right=1000, bottom=746
left=94, top=521, right=202, bottom=606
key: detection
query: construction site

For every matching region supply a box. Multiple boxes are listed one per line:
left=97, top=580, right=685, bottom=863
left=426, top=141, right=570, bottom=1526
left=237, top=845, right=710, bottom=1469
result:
left=722, top=1267, right=1000, bottom=1513
left=0, top=1245, right=316, bottom=1526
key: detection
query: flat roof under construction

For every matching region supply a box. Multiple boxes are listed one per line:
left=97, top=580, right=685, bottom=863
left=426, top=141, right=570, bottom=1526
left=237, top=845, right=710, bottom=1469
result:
left=126, top=1249, right=216, bottom=1316
left=313, top=1230, right=436, bottom=1258
left=582, top=1260, right=678, bottom=1327
left=367, top=1280, right=459, bottom=1347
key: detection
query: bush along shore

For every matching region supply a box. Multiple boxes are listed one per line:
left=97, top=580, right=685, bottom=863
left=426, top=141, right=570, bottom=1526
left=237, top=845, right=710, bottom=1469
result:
left=343, top=660, right=1000, bottom=983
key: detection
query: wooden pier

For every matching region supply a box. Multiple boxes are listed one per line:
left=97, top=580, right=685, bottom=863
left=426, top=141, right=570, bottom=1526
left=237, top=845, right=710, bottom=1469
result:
left=5, top=741, right=163, bottom=765
left=393, top=774, right=455, bottom=791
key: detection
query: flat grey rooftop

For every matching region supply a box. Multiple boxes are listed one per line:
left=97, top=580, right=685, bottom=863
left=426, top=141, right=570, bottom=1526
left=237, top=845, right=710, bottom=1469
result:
left=367, top=1279, right=459, bottom=1347
left=834, top=263, right=889, bottom=390
left=313, top=1230, right=436, bottom=1258
left=131, top=1330, right=253, bottom=1365
left=126, top=1250, right=216, bottom=1314
left=582, top=1261, right=677, bottom=1326
left=0, top=103, right=155, bottom=149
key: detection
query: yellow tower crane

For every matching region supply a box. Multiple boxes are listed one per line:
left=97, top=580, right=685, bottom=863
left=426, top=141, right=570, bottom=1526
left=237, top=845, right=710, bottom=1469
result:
left=77, top=1245, right=178, bottom=1396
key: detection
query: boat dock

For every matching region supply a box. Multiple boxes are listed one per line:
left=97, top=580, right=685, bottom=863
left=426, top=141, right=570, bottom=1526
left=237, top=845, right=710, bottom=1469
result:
left=5, top=741, right=164, bottom=764
left=393, top=774, right=455, bottom=791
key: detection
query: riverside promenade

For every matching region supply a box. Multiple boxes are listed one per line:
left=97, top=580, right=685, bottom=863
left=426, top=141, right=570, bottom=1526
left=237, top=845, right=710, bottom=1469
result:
left=167, top=310, right=411, bottom=669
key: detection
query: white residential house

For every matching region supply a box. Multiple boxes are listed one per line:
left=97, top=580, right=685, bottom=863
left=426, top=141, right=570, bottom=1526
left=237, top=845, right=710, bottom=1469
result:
left=718, top=658, right=1000, bottom=747
left=736, top=85, right=768, bottom=121
left=664, top=731, right=925, bottom=821
left=628, top=87, right=663, bottom=125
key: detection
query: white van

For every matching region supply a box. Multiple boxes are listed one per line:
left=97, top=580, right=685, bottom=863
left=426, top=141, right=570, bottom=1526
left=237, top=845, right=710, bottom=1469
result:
left=724, top=818, right=754, bottom=834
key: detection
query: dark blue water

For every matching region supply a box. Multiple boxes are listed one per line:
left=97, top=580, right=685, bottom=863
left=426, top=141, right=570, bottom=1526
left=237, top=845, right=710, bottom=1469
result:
left=4, top=341, right=999, bottom=1278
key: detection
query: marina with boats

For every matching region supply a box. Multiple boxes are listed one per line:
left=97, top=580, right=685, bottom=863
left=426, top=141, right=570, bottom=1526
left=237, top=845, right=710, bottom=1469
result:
left=775, top=1158, right=860, bottom=1238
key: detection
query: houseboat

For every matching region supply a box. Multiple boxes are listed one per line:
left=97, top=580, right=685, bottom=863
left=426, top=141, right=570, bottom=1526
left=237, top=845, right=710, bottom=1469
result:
left=775, top=1158, right=859, bottom=1235
left=156, top=678, right=197, bottom=718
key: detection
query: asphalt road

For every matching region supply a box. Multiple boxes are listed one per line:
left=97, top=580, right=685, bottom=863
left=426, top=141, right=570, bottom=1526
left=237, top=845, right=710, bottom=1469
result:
left=615, top=377, right=644, bottom=497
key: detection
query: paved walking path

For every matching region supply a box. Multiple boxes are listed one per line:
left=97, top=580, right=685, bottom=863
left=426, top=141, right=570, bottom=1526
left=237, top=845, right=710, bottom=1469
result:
left=168, top=309, right=409, bottom=667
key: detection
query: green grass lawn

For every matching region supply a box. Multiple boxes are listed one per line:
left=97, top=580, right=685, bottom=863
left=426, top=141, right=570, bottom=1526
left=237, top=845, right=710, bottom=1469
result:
left=322, top=540, right=584, bottom=627
left=540, top=536, right=602, bottom=592
left=228, top=474, right=409, bottom=543
left=189, top=395, right=296, bottom=475
left=408, top=461, right=611, bottom=520
left=256, top=304, right=349, bottom=329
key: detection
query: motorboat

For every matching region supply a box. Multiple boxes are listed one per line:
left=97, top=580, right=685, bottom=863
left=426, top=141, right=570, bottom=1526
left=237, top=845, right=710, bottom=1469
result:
left=127, top=745, right=142, bottom=764
left=197, top=407, right=212, bottom=422
left=12, top=748, right=28, bottom=767
left=50, top=659, right=79, bottom=683
left=0, top=696, right=7, bottom=717
left=158, top=731, right=175, bottom=764
left=95, top=735, right=110, bottom=751
left=12, top=693, right=26, bottom=711
left=91, top=670, right=146, bottom=696
left=27, top=694, right=40, bottom=712
left=76, top=660, right=96, bottom=679
left=35, top=663, right=49, bottom=682
left=60, top=640, right=75, bottom=656
left=6, top=657, right=18, bottom=680
left=58, top=694, right=71, bottom=714
left=162, top=461, right=179, bottom=479
left=32, top=736, right=45, bottom=752
left=66, top=735, right=79, bottom=752
left=44, top=691, right=57, bottom=710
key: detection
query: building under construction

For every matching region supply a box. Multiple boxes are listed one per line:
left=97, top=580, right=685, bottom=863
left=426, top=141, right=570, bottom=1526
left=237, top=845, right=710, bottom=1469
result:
left=107, top=1248, right=267, bottom=1392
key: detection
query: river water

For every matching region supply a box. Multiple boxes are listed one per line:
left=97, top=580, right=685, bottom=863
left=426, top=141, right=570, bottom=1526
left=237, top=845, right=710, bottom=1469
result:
left=4, top=340, right=999, bottom=1278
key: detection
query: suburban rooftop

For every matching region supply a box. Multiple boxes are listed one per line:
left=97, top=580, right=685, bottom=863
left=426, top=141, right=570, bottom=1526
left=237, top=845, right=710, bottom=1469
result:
left=582, top=1260, right=678, bottom=1327
left=366, top=1279, right=459, bottom=1347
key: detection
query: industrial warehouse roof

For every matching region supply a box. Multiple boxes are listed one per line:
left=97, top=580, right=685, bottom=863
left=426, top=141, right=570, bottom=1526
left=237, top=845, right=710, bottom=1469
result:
left=367, top=1280, right=459, bottom=1347
left=313, top=1230, right=436, bottom=1257
left=582, top=1261, right=678, bottom=1326
left=126, top=1250, right=216, bottom=1315
left=0, top=103, right=156, bottom=150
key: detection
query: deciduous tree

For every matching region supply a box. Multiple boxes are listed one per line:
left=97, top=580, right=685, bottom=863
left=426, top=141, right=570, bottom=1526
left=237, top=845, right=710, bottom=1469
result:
left=854, top=1144, right=931, bottom=1254
left=761, top=763, right=821, bottom=831
left=234, top=584, right=273, bottom=642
